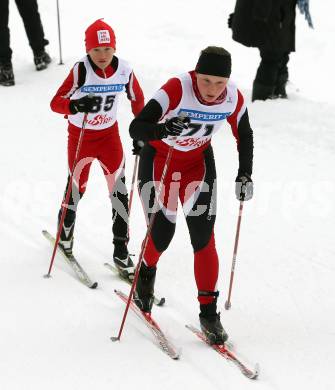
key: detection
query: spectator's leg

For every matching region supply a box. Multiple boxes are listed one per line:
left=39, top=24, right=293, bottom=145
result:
left=252, top=49, right=282, bottom=101
left=14, top=0, right=48, bottom=55
left=275, top=52, right=290, bottom=98
left=0, top=0, right=14, bottom=86
left=0, top=0, right=12, bottom=63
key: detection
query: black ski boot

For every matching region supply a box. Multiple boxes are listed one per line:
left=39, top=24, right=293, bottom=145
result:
left=113, top=238, right=135, bottom=280
left=251, top=81, right=275, bottom=102
left=199, top=294, right=228, bottom=345
left=34, top=51, right=51, bottom=71
left=133, top=263, right=156, bottom=313
left=57, top=211, right=75, bottom=256
left=0, top=62, right=15, bottom=86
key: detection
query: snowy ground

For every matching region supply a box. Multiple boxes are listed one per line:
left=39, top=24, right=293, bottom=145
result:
left=1, top=1, right=334, bottom=389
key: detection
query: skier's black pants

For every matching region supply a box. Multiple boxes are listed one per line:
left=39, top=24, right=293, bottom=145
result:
left=137, top=143, right=219, bottom=304
left=58, top=175, right=129, bottom=242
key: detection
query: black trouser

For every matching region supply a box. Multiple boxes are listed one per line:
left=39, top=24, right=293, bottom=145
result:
left=138, top=144, right=217, bottom=255
left=255, top=49, right=290, bottom=87
left=58, top=175, right=129, bottom=242
left=137, top=143, right=219, bottom=304
left=0, top=0, right=47, bottom=63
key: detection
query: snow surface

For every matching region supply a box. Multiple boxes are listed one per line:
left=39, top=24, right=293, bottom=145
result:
left=1, top=1, right=334, bottom=389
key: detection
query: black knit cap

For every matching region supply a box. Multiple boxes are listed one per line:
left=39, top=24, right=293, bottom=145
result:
left=195, top=46, right=231, bottom=78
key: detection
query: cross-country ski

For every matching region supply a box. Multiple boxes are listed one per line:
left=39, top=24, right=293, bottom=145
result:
left=42, top=230, right=98, bottom=289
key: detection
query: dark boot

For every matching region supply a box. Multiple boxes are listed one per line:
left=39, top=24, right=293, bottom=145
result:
left=199, top=297, right=228, bottom=345
left=57, top=182, right=82, bottom=255
left=34, top=51, right=51, bottom=71
left=252, top=81, right=275, bottom=102
left=113, top=237, right=135, bottom=280
left=133, top=263, right=156, bottom=313
left=274, top=74, right=288, bottom=99
left=57, top=209, right=76, bottom=256
left=274, top=84, right=287, bottom=98
left=0, top=62, right=15, bottom=86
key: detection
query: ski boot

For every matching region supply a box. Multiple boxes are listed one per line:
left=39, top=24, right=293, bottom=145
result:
left=0, top=62, right=14, bottom=86
left=57, top=211, right=75, bottom=256
left=199, top=293, right=228, bottom=345
left=58, top=235, right=74, bottom=256
left=113, top=238, right=135, bottom=280
left=34, top=51, right=51, bottom=71
left=133, top=263, right=156, bottom=313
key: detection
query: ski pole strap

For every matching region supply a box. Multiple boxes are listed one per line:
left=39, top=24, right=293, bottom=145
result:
left=198, top=290, right=220, bottom=297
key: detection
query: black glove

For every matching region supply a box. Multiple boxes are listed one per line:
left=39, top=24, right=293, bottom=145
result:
left=228, top=13, right=234, bottom=29
left=132, top=139, right=145, bottom=155
left=69, top=95, right=96, bottom=114
left=235, top=173, right=253, bottom=201
left=159, top=116, right=190, bottom=138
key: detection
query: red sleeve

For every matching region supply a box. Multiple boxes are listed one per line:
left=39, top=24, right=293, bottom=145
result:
left=125, top=72, right=145, bottom=117
left=50, top=63, right=82, bottom=115
left=160, top=77, right=183, bottom=112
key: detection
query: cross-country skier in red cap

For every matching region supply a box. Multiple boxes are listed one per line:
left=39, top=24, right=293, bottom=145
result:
left=50, top=19, right=144, bottom=279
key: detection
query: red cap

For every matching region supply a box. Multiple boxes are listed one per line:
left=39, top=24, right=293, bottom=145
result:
left=85, top=19, right=116, bottom=52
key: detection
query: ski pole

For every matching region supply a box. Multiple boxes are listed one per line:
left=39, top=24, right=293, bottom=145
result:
left=128, top=155, right=139, bottom=219
left=225, top=200, right=244, bottom=310
left=125, top=154, right=139, bottom=242
left=44, top=113, right=88, bottom=278
left=56, top=0, right=63, bottom=65
left=112, top=114, right=189, bottom=341
left=111, top=142, right=175, bottom=341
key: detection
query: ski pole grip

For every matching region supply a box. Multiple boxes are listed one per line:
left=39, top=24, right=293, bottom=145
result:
left=83, top=93, right=95, bottom=115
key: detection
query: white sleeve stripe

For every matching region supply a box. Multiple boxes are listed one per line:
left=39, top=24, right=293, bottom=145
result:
left=128, top=72, right=136, bottom=101
left=63, top=63, right=79, bottom=99
left=152, top=89, right=170, bottom=118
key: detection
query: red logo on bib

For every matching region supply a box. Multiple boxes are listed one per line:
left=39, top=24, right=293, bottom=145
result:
left=87, top=114, right=113, bottom=126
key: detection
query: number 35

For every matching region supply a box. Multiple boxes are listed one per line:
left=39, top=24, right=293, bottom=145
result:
left=90, top=95, right=115, bottom=113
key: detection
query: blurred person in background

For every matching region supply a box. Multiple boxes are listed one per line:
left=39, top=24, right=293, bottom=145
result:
left=228, top=0, right=313, bottom=101
left=0, top=0, right=51, bottom=86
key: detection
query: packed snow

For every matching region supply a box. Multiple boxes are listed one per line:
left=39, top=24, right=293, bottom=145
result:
left=1, top=1, right=334, bottom=389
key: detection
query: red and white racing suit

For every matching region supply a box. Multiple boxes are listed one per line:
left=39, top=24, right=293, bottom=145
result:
left=130, top=71, right=253, bottom=304
left=51, top=55, right=144, bottom=241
